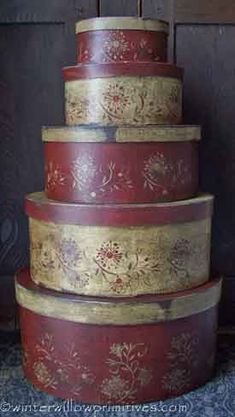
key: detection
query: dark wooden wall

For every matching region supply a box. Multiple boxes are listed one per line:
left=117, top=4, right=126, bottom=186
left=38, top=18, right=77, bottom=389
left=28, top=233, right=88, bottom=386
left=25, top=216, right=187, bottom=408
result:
left=0, top=0, right=235, bottom=329
left=144, top=0, right=235, bottom=328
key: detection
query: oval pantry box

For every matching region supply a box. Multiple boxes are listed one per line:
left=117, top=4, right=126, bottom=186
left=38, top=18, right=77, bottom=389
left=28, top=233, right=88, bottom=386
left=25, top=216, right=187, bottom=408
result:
left=43, top=124, right=200, bottom=204
left=25, top=192, right=213, bottom=297
left=76, top=17, right=169, bottom=64
left=64, top=63, right=183, bottom=126
left=16, top=269, right=222, bottom=404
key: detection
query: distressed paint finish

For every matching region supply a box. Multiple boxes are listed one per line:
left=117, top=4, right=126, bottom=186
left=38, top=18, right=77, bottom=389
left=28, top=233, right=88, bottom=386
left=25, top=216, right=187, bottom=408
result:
left=16, top=269, right=221, bottom=404
left=65, top=77, right=182, bottom=126
left=28, top=215, right=211, bottom=297
left=77, top=30, right=168, bottom=64
left=76, top=17, right=169, bottom=32
left=43, top=141, right=199, bottom=204
left=25, top=192, right=213, bottom=226
left=63, top=63, right=183, bottom=125
left=16, top=271, right=222, bottom=325
left=42, top=125, right=201, bottom=143
left=76, top=18, right=168, bottom=64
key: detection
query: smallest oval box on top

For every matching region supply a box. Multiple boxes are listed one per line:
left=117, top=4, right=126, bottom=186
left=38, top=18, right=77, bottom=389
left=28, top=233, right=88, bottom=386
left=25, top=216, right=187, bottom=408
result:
left=76, top=17, right=169, bottom=64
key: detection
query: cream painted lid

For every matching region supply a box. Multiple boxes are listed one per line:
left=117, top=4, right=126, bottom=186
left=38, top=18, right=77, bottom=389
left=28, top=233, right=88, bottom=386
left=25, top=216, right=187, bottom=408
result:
left=42, top=125, right=201, bottom=143
left=16, top=269, right=222, bottom=325
left=76, top=17, right=169, bottom=34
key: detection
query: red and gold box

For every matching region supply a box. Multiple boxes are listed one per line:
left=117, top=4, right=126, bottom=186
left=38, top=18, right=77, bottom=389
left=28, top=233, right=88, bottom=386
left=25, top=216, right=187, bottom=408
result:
left=63, top=63, right=183, bottom=126
left=76, top=17, right=168, bottom=64
left=42, top=125, right=200, bottom=204
left=16, top=268, right=222, bottom=404
left=25, top=192, right=213, bottom=297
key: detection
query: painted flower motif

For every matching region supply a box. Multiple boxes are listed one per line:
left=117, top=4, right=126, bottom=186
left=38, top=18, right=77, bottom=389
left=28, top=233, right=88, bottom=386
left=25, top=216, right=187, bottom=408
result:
left=102, top=83, right=132, bottom=117
left=35, top=242, right=54, bottom=270
left=66, top=93, right=93, bottom=124
left=101, top=342, right=151, bottom=402
left=37, top=333, right=54, bottom=354
left=30, top=334, right=96, bottom=396
left=33, top=361, right=55, bottom=387
left=139, top=38, right=148, bottom=48
left=110, top=277, right=127, bottom=294
left=96, top=241, right=123, bottom=270
left=46, top=161, right=66, bottom=190
left=110, top=343, right=128, bottom=358
left=168, top=333, right=199, bottom=366
left=169, top=85, right=181, bottom=104
left=168, top=238, right=194, bottom=282
left=170, top=239, right=191, bottom=269
left=173, top=159, right=190, bottom=185
left=134, top=38, right=159, bottom=62
left=103, top=31, right=129, bottom=61
left=80, top=47, right=91, bottom=63
left=137, top=368, right=153, bottom=386
left=162, top=368, right=190, bottom=392
left=80, top=367, right=95, bottom=385
left=162, top=332, right=199, bottom=394
left=96, top=162, right=133, bottom=196
left=56, top=363, right=94, bottom=387
left=67, top=270, right=89, bottom=288
left=66, top=77, right=181, bottom=125
left=144, top=153, right=169, bottom=177
left=55, top=367, right=70, bottom=382
left=71, top=155, right=97, bottom=191
left=57, top=238, right=81, bottom=266
left=143, top=153, right=169, bottom=192
left=101, top=375, right=129, bottom=399
left=71, top=158, right=134, bottom=200
left=167, top=85, right=182, bottom=120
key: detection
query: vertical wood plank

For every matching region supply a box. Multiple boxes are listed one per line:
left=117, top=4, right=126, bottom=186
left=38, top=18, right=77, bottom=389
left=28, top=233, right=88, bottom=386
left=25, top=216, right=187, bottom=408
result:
left=0, top=0, right=98, bottom=22
left=100, top=0, right=138, bottom=16
left=142, top=0, right=175, bottom=62
left=0, top=24, right=67, bottom=330
left=143, top=0, right=235, bottom=24
left=142, top=0, right=171, bottom=20
left=174, top=0, right=235, bottom=23
left=0, top=0, right=99, bottom=331
left=73, top=0, right=98, bottom=20
left=175, top=24, right=235, bottom=325
left=64, top=0, right=99, bottom=69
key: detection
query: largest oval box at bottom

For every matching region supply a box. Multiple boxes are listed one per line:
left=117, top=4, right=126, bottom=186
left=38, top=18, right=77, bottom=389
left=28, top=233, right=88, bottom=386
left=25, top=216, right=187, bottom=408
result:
left=16, top=269, right=222, bottom=405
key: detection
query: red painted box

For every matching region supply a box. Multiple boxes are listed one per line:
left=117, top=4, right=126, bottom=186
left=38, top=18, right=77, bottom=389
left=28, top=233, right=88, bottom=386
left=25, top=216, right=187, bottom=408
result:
left=25, top=192, right=213, bottom=297
left=76, top=17, right=168, bottom=64
left=42, top=125, right=200, bottom=204
left=16, top=268, right=221, bottom=404
left=63, top=63, right=183, bottom=126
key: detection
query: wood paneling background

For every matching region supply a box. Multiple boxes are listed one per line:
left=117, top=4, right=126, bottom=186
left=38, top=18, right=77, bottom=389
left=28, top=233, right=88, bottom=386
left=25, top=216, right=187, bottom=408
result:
left=0, top=0, right=98, bottom=330
left=0, top=0, right=235, bottom=329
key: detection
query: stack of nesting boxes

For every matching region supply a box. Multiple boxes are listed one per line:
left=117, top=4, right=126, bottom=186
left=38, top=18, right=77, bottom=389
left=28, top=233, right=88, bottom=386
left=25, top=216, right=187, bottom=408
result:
left=15, top=17, right=222, bottom=404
